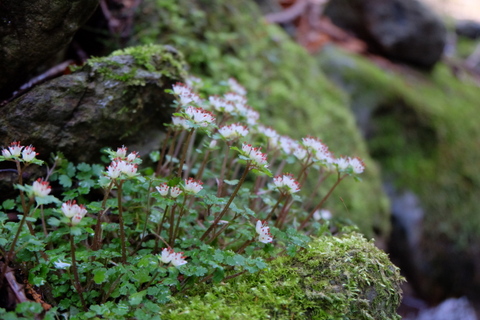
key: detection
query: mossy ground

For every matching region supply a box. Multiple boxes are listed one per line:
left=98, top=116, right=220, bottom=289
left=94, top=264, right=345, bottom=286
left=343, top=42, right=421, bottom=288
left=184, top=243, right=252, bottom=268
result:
left=318, top=45, right=480, bottom=249
left=131, top=0, right=390, bottom=238
left=161, top=233, right=403, bottom=320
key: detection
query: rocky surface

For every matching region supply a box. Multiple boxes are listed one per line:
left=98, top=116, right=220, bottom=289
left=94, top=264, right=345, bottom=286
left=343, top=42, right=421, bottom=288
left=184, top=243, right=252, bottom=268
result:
left=0, top=45, right=186, bottom=163
left=324, top=0, right=447, bottom=69
left=0, top=0, right=99, bottom=100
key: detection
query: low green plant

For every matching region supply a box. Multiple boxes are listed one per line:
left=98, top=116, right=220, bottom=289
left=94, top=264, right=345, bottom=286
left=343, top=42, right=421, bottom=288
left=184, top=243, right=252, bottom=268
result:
left=0, top=77, right=365, bottom=319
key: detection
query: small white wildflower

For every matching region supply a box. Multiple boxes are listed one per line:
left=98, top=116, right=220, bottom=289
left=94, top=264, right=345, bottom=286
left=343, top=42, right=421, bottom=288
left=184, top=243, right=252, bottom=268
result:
left=256, top=220, right=273, bottom=244
left=2, top=141, right=23, bottom=159
left=273, top=174, right=301, bottom=194
left=160, top=248, right=175, bottom=264
left=313, top=209, right=332, bottom=221
left=32, top=179, right=51, bottom=197
left=241, top=143, right=268, bottom=169
left=184, top=178, right=203, bottom=194
left=171, top=252, right=188, bottom=267
left=349, top=157, right=365, bottom=174
left=156, top=183, right=170, bottom=196
left=170, top=186, right=183, bottom=198
left=172, top=116, right=191, bottom=130
left=185, top=106, right=216, bottom=127
left=219, top=123, right=249, bottom=140
left=335, top=157, right=350, bottom=171
left=21, top=145, right=37, bottom=162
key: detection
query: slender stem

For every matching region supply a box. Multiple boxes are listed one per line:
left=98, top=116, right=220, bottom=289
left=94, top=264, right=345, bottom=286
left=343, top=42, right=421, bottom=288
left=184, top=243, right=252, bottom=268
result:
left=116, top=180, right=127, bottom=264
left=168, top=204, right=178, bottom=246
left=200, top=163, right=251, bottom=242
left=297, top=173, right=345, bottom=230
left=70, top=234, right=87, bottom=311
left=156, top=127, right=173, bottom=176
left=217, top=144, right=231, bottom=197
left=172, top=196, right=188, bottom=245
left=195, top=148, right=211, bottom=181
left=177, top=129, right=194, bottom=177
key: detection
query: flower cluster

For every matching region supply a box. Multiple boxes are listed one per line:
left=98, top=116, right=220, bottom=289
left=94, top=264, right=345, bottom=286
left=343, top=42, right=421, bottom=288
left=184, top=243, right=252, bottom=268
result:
left=172, top=82, right=201, bottom=105
left=105, top=147, right=140, bottom=180
left=185, top=106, right=216, bottom=127
left=1, top=141, right=39, bottom=163
left=159, top=248, right=187, bottom=267
left=219, top=123, right=249, bottom=141
left=241, top=143, right=269, bottom=169
left=335, top=156, right=365, bottom=174
left=273, top=174, right=301, bottom=194
left=32, top=178, right=51, bottom=197
left=295, top=136, right=334, bottom=164
left=256, top=220, right=273, bottom=243
left=61, top=200, right=87, bottom=226
left=156, top=183, right=183, bottom=198
left=184, top=178, right=203, bottom=194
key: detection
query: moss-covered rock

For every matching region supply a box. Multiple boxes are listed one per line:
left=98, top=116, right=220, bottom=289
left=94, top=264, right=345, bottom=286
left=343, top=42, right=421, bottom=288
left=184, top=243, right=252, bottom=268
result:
left=131, top=0, right=390, bottom=238
left=162, top=233, right=404, bottom=319
left=318, top=45, right=480, bottom=299
left=0, top=44, right=186, bottom=163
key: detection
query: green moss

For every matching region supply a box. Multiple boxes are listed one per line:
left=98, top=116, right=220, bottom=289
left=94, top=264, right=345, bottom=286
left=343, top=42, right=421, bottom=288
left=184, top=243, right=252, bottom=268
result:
left=162, top=233, right=403, bottom=319
left=84, top=44, right=188, bottom=86
left=131, top=0, right=390, bottom=238
left=319, top=45, right=480, bottom=247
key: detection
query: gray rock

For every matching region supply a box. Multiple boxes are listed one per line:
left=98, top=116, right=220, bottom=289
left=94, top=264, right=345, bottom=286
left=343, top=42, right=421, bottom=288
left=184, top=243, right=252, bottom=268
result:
left=405, top=297, right=478, bottom=320
left=324, top=0, right=447, bottom=69
left=0, top=0, right=99, bottom=99
left=0, top=45, right=187, bottom=163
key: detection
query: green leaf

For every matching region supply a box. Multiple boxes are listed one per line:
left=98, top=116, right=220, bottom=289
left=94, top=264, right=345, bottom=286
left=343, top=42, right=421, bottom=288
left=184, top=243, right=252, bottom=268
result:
left=47, top=217, right=61, bottom=227
left=58, top=175, right=72, bottom=188
left=224, top=179, right=239, bottom=185
left=77, top=163, right=91, bottom=172
left=93, top=268, right=107, bottom=284
left=129, top=290, right=147, bottom=305
left=35, top=195, right=61, bottom=205
left=2, top=199, right=15, bottom=210
left=70, top=226, right=83, bottom=236
left=213, top=268, right=225, bottom=283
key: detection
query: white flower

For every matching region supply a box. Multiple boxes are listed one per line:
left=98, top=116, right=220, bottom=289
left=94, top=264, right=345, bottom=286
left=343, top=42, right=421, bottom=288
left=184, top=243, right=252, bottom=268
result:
left=2, top=141, right=23, bottom=159
left=244, top=107, right=259, bottom=126
left=313, top=209, right=332, bottom=221
left=159, top=248, right=187, bottom=267
left=106, top=160, right=137, bottom=179
left=172, top=83, right=199, bottom=105
left=227, top=78, right=247, bottom=96
left=256, top=220, right=273, bottom=244
left=126, top=151, right=139, bottom=162
left=32, top=179, right=51, bottom=197
left=224, top=92, right=246, bottom=105
left=53, top=260, right=71, bottom=269
left=61, top=200, right=78, bottom=218
left=62, top=200, right=87, bottom=225
left=273, top=174, right=301, bottom=194
left=106, top=161, right=122, bottom=179
left=335, top=157, right=350, bottom=172
left=258, top=125, right=279, bottom=145
left=209, top=96, right=235, bottom=114
left=279, top=136, right=298, bottom=155
left=185, top=106, right=216, bottom=127
left=241, top=143, right=268, bottom=169
left=219, top=123, right=249, bottom=140
left=115, top=146, right=127, bottom=158
left=293, top=146, right=308, bottom=161
left=21, top=145, right=37, bottom=162
left=172, top=116, right=191, bottom=129
left=171, top=252, right=188, bottom=267
left=349, top=157, right=365, bottom=174
left=184, top=178, right=203, bottom=194
left=156, top=183, right=169, bottom=196
left=160, top=248, right=175, bottom=264
left=170, top=186, right=183, bottom=198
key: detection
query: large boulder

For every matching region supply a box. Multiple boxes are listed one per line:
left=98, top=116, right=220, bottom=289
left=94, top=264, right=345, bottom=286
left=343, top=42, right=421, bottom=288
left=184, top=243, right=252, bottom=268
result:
left=324, top=0, right=447, bottom=69
left=0, top=0, right=99, bottom=100
left=0, top=45, right=186, bottom=163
